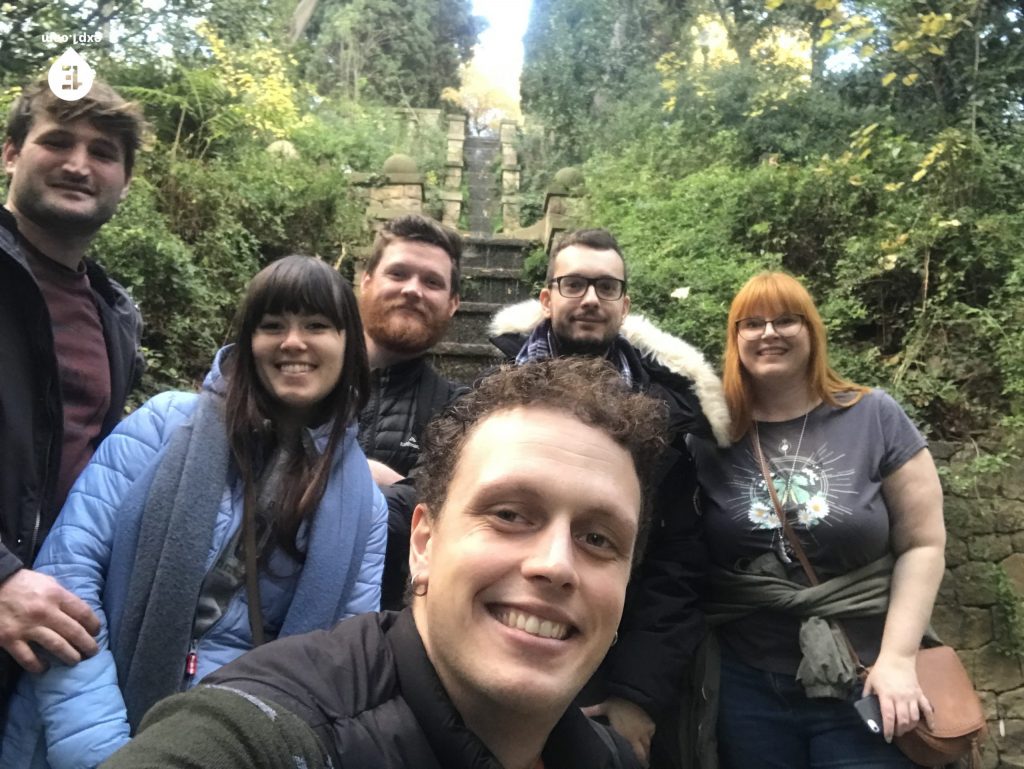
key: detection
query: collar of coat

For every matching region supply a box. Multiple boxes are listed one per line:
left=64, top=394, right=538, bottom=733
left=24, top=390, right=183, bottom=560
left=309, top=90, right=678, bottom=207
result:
left=490, top=299, right=731, bottom=447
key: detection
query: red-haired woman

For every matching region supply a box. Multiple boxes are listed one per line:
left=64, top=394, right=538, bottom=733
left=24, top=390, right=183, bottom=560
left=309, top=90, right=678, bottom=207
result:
left=690, top=271, right=945, bottom=768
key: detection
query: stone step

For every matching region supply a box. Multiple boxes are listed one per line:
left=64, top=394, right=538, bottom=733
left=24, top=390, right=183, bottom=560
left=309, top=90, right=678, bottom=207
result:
left=428, top=343, right=502, bottom=385
left=460, top=266, right=531, bottom=304
left=445, top=301, right=501, bottom=344
left=462, top=236, right=535, bottom=269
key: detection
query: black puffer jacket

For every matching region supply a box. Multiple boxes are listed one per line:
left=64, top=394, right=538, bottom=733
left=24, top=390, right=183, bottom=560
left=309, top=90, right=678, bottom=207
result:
left=0, top=207, right=143, bottom=710
left=489, top=301, right=732, bottom=720
left=357, top=357, right=464, bottom=477
left=358, top=357, right=465, bottom=609
left=104, top=611, right=639, bottom=769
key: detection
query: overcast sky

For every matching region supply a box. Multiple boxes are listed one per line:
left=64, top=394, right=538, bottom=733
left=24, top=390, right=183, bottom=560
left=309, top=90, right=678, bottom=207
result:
left=470, top=0, right=532, bottom=100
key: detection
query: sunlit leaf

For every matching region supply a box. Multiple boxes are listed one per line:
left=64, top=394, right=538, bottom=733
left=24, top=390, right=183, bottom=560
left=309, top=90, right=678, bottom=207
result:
left=902, top=73, right=920, bottom=85
left=860, top=45, right=876, bottom=58
left=912, top=168, right=928, bottom=182
left=884, top=182, right=904, bottom=191
left=882, top=72, right=898, bottom=86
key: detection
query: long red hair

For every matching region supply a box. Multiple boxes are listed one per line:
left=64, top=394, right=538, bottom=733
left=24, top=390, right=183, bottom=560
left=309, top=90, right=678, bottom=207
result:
left=723, top=271, right=868, bottom=442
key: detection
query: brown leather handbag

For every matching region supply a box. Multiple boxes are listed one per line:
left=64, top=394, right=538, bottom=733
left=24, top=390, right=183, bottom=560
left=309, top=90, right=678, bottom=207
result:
left=753, top=439, right=988, bottom=769
left=892, top=645, right=987, bottom=768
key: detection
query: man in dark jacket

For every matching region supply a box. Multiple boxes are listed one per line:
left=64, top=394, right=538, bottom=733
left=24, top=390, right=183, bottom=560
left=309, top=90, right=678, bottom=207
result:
left=103, top=359, right=665, bottom=769
left=0, top=78, right=145, bottom=719
left=357, top=214, right=467, bottom=608
left=489, top=229, right=731, bottom=768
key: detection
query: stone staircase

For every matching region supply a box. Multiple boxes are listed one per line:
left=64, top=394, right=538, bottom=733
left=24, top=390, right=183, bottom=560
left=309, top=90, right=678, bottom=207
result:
left=464, top=136, right=501, bottom=236
left=429, top=235, right=537, bottom=385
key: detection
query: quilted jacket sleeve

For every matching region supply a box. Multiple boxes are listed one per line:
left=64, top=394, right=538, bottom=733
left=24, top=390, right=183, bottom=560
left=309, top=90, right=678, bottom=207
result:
left=346, top=485, right=388, bottom=616
left=31, top=392, right=195, bottom=769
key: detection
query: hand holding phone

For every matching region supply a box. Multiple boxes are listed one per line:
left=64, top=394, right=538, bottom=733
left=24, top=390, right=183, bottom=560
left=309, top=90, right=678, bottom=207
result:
left=854, top=695, right=883, bottom=735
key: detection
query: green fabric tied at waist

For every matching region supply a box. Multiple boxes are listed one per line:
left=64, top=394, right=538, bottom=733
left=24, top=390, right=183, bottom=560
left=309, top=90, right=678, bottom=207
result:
left=704, top=552, right=896, bottom=698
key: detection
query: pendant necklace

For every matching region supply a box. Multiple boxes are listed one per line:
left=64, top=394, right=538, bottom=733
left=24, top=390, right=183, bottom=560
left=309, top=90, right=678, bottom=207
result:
left=752, top=409, right=810, bottom=563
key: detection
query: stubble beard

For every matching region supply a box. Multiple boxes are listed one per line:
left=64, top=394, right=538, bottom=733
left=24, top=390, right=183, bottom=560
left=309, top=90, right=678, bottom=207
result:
left=12, top=180, right=118, bottom=238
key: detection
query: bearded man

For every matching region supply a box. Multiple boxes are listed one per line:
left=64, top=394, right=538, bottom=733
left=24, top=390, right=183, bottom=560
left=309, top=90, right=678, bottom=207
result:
left=357, top=214, right=466, bottom=609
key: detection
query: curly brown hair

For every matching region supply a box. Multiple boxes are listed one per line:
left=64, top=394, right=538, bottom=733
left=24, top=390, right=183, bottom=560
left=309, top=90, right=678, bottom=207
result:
left=417, top=358, right=668, bottom=560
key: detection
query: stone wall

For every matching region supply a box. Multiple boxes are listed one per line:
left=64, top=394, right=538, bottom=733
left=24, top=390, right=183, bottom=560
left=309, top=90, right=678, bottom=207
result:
left=930, top=442, right=1024, bottom=768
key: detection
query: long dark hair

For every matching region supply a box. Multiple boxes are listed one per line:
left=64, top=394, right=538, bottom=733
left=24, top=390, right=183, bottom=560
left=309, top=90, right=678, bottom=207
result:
left=224, top=255, right=369, bottom=558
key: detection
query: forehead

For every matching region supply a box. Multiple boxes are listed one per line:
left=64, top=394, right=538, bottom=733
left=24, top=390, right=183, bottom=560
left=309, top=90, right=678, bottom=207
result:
left=442, top=406, right=641, bottom=526
left=377, top=239, right=451, bottom=275
left=552, top=245, right=625, bottom=280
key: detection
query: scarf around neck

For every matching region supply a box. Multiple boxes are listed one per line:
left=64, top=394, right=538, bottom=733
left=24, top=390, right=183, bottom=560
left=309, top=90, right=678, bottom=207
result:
left=514, top=318, right=636, bottom=389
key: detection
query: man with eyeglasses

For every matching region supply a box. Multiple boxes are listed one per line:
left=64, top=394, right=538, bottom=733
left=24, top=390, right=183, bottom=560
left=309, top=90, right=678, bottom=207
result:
left=489, top=228, right=731, bottom=769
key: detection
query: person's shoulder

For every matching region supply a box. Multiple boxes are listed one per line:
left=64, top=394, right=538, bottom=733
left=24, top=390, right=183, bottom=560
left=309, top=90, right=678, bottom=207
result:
left=622, top=315, right=731, bottom=446
left=205, top=612, right=400, bottom=722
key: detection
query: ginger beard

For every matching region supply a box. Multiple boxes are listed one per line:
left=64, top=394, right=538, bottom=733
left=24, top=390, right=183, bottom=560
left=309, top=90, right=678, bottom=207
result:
left=359, top=286, right=451, bottom=356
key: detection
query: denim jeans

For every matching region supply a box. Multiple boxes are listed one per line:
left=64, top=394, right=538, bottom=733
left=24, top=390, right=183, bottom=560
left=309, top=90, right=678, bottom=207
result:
left=717, top=652, right=920, bottom=769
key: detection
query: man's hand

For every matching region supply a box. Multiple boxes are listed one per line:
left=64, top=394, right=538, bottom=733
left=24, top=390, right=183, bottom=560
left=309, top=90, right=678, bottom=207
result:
left=582, top=697, right=656, bottom=767
left=0, top=569, right=100, bottom=673
left=367, top=459, right=404, bottom=486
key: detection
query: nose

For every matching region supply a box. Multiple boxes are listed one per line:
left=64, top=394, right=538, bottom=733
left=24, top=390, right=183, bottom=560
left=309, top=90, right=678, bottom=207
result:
left=579, top=283, right=600, bottom=306
left=521, top=522, right=579, bottom=590
left=760, top=320, right=780, bottom=338
left=400, top=276, right=423, bottom=300
left=61, top=143, right=91, bottom=177
left=280, top=324, right=307, bottom=349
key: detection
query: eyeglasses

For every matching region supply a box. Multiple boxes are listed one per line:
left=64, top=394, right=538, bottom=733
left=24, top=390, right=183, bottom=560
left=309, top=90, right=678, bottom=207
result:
left=549, top=275, right=626, bottom=301
left=735, top=313, right=805, bottom=340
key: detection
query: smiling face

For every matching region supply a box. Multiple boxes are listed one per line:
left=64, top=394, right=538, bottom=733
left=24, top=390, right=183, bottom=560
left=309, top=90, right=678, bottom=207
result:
left=359, top=239, right=459, bottom=358
left=251, top=312, right=347, bottom=424
left=737, top=305, right=812, bottom=387
left=409, top=406, right=640, bottom=719
left=539, top=245, right=630, bottom=356
left=3, top=116, right=130, bottom=238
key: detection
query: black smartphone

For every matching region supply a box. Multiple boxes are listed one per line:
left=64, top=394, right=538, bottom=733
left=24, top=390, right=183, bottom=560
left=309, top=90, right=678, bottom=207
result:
left=854, top=695, right=883, bottom=735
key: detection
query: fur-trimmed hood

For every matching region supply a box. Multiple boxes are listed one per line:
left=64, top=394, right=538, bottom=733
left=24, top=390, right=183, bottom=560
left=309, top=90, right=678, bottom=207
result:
left=489, top=299, right=731, bottom=447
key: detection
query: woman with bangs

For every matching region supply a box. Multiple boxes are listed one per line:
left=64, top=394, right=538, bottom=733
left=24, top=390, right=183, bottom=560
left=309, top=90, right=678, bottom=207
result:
left=689, top=271, right=945, bottom=768
left=3, top=256, right=388, bottom=769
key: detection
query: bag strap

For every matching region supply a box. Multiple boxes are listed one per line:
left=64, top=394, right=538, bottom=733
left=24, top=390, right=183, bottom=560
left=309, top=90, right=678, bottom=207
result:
left=751, top=426, right=867, bottom=675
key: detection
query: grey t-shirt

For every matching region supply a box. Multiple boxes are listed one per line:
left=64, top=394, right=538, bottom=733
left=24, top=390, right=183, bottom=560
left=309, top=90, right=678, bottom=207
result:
left=691, top=389, right=926, bottom=674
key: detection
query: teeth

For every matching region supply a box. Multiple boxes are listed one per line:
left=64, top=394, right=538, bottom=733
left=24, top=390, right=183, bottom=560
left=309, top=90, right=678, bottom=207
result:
left=280, top=363, right=313, bottom=373
left=496, top=608, right=570, bottom=640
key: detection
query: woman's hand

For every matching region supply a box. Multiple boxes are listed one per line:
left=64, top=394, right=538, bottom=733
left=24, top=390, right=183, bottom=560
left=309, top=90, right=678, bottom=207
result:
left=862, top=653, right=935, bottom=742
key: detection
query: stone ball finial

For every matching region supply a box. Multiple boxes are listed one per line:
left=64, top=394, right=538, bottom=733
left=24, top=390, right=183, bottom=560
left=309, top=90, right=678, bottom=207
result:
left=552, top=166, right=584, bottom=193
left=382, top=153, right=419, bottom=174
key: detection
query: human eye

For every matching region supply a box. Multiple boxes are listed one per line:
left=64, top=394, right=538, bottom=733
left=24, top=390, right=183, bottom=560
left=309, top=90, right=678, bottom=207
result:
left=488, top=508, right=532, bottom=529
left=740, top=317, right=765, bottom=332
left=90, top=143, right=121, bottom=162
left=576, top=529, right=625, bottom=559
left=257, top=315, right=284, bottom=332
left=561, top=276, right=586, bottom=294
left=39, top=134, right=71, bottom=149
left=775, top=314, right=800, bottom=331
left=304, top=315, right=333, bottom=331
left=595, top=278, right=620, bottom=298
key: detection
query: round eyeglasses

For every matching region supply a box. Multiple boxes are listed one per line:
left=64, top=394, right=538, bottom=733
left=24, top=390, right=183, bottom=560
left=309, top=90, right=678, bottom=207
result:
left=735, top=313, right=805, bottom=340
left=549, top=275, right=626, bottom=301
